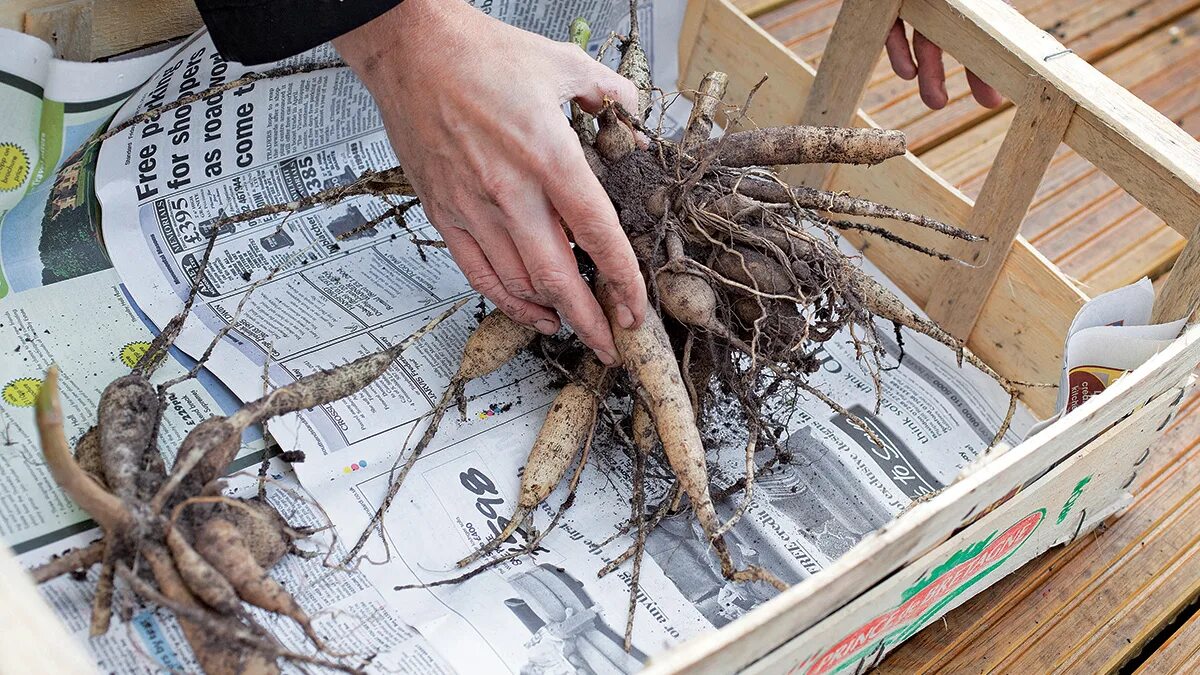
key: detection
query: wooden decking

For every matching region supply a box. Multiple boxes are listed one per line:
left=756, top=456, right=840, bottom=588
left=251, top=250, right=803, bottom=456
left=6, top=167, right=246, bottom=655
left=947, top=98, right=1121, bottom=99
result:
left=733, top=0, right=1200, bottom=671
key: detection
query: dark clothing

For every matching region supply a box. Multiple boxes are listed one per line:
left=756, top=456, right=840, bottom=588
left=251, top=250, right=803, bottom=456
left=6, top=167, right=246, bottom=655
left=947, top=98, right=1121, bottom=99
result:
left=194, top=0, right=403, bottom=65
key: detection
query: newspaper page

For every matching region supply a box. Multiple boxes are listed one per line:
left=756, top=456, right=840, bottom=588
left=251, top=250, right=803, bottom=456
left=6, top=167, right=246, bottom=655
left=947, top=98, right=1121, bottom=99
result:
left=86, top=4, right=1036, bottom=673
left=0, top=29, right=170, bottom=297
left=18, top=459, right=457, bottom=674
left=0, top=268, right=265, bottom=555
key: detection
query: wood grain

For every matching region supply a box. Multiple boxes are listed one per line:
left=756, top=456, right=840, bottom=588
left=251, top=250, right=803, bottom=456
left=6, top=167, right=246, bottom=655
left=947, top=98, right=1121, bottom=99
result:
left=14, top=0, right=199, bottom=60
left=1136, top=607, right=1200, bottom=673
left=924, top=78, right=1075, bottom=339
left=899, top=0, right=1200, bottom=241
left=24, top=0, right=93, bottom=60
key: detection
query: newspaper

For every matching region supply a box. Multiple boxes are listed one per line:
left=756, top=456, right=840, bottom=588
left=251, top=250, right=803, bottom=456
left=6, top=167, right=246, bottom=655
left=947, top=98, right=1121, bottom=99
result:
left=0, top=29, right=170, bottom=298
left=1028, top=278, right=1186, bottom=436
left=68, top=2, right=1034, bottom=672
left=0, top=268, right=265, bottom=554
left=313, top=250, right=1033, bottom=671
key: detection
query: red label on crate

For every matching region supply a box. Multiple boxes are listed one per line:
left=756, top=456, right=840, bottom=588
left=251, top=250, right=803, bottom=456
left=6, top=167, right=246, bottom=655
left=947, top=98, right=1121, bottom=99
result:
left=796, top=510, right=1045, bottom=675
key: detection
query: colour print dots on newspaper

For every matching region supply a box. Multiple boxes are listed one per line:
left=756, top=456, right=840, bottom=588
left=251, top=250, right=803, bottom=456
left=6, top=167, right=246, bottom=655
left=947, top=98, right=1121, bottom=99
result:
left=477, top=402, right=510, bottom=420
left=343, top=460, right=368, bottom=474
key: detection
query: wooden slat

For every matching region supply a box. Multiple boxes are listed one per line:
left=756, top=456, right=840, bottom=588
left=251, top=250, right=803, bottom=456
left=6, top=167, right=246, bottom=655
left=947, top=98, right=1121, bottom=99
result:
left=657, top=367, right=1190, bottom=672
left=794, top=0, right=901, bottom=188
left=919, top=11, right=1200, bottom=293
left=881, top=0, right=1200, bottom=152
left=15, top=0, right=199, bottom=61
left=1153, top=233, right=1200, bottom=322
left=24, top=0, right=93, bottom=60
left=679, top=0, right=1086, bottom=416
left=764, top=0, right=1200, bottom=154
left=881, top=388, right=1200, bottom=673
left=924, top=79, right=1075, bottom=338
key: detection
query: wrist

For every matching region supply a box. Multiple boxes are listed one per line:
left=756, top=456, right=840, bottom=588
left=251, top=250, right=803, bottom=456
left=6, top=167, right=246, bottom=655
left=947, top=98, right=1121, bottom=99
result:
left=333, top=0, right=462, bottom=77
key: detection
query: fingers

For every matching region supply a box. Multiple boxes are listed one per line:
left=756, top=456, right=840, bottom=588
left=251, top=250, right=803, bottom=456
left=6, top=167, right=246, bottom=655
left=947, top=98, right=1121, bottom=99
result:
left=462, top=213, right=549, bottom=306
left=542, top=124, right=648, bottom=330
left=439, top=226, right=561, bottom=335
left=912, top=31, right=948, bottom=109
left=966, top=69, right=1004, bottom=108
left=561, top=46, right=640, bottom=114
left=506, top=201, right=621, bottom=365
left=885, top=19, right=917, bottom=80
left=892, top=22, right=1002, bottom=111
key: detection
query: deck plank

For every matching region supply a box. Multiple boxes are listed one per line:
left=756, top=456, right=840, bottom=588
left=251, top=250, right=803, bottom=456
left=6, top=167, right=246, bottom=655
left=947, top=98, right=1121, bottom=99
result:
left=1135, top=610, right=1200, bottom=673
left=879, top=390, right=1200, bottom=672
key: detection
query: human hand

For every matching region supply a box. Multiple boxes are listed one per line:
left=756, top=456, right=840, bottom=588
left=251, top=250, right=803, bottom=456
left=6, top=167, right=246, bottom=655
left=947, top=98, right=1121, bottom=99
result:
left=334, top=0, right=647, bottom=365
left=884, top=19, right=1003, bottom=110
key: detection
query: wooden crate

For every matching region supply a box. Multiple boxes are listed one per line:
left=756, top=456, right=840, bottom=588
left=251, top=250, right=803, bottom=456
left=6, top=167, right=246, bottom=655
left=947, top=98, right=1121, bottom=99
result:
left=647, top=0, right=1200, bottom=672
left=5, top=0, right=1200, bottom=674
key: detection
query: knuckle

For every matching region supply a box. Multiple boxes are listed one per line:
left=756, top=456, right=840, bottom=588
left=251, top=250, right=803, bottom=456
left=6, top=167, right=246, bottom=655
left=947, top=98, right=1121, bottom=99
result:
left=529, top=266, right=576, bottom=301
left=574, top=227, right=629, bottom=266
left=609, top=257, right=644, bottom=287
left=464, top=267, right=504, bottom=298
left=500, top=274, right=538, bottom=301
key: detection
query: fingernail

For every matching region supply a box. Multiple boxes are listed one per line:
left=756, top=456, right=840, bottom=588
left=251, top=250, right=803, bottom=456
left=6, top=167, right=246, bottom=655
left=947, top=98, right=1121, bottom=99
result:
left=616, top=303, right=635, bottom=329
left=535, top=319, right=558, bottom=335
left=597, top=350, right=617, bottom=366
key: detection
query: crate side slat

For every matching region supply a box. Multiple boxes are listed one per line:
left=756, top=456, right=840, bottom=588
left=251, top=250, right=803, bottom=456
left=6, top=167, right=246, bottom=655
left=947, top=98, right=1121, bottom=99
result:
left=876, top=389, right=1200, bottom=671
left=880, top=388, right=1200, bottom=672
left=743, top=381, right=1186, bottom=675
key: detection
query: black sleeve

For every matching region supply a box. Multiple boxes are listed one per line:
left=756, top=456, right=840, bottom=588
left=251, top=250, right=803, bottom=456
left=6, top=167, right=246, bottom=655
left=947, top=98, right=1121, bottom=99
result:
left=195, top=0, right=403, bottom=65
